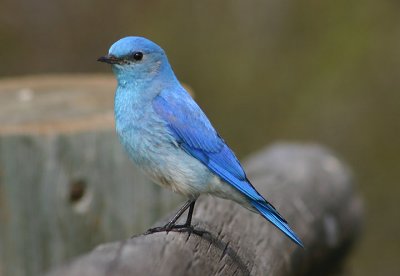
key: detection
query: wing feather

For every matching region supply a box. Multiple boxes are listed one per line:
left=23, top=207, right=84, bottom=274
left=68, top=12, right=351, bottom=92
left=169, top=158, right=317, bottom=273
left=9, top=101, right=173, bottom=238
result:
left=152, top=87, right=304, bottom=247
left=152, top=88, right=261, bottom=201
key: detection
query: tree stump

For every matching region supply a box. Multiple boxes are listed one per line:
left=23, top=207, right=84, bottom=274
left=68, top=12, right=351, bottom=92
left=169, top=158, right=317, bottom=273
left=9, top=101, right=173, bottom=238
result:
left=47, top=144, right=364, bottom=276
left=0, top=75, right=183, bottom=276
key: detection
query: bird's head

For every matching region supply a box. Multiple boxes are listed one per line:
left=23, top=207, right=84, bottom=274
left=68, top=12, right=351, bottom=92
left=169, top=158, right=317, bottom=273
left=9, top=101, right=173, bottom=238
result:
left=98, top=36, right=170, bottom=82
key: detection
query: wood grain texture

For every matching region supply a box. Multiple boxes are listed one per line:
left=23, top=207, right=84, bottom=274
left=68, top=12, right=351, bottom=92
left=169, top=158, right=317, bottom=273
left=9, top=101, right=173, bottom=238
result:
left=48, top=144, right=364, bottom=276
left=0, top=74, right=115, bottom=134
left=0, top=75, right=183, bottom=276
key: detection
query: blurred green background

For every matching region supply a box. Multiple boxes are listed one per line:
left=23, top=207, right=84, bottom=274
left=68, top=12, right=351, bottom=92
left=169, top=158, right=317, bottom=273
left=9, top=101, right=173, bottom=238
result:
left=1, top=0, right=399, bottom=275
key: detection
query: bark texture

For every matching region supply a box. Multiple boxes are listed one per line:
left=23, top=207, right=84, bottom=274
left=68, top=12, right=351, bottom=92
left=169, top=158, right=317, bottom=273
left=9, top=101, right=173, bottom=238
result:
left=48, top=144, right=363, bottom=276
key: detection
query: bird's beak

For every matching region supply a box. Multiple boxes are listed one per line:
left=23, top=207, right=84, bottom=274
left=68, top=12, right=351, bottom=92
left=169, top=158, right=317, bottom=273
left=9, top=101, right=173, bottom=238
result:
left=97, top=55, right=122, bottom=65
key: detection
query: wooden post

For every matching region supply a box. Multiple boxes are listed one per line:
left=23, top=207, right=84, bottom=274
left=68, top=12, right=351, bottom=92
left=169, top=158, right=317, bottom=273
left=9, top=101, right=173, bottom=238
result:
left=47, top=144, right=364, bottom=276
left=0, top=75, right=183, bottom=276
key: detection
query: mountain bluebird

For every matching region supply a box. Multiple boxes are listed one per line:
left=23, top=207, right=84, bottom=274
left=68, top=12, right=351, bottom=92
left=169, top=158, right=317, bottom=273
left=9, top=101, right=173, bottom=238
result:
left=98, top=36, right=303, bottom=247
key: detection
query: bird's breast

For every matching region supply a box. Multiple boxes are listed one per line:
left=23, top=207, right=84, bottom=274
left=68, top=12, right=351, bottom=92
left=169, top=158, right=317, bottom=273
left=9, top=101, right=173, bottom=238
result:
left=113, top=85, right=217, bottom=197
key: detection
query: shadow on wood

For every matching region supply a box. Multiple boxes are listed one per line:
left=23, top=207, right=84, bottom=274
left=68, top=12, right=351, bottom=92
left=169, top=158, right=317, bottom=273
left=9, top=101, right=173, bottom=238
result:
left=47, top=143, right=363, bottom=276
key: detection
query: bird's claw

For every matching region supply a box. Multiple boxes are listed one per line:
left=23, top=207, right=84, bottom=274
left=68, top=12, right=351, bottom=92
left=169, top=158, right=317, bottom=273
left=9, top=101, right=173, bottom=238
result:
left=144, top=223, right=207, bottom=236
left=144, top=223, right=187, bottom=234
left=144, top=226, right=166, bottom=235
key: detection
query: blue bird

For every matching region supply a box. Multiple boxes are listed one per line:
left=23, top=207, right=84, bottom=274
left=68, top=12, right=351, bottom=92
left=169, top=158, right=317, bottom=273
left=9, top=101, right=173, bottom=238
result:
left=98, top=36, right=303, bottom=247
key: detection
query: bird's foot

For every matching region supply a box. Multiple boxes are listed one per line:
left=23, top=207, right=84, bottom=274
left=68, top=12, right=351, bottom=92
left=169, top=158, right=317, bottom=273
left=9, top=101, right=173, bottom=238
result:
left=144, top=223, right=207, bottom=236
left=144, top=226, right=169, bottom=234
left=144, top=222, right=188, bottom=234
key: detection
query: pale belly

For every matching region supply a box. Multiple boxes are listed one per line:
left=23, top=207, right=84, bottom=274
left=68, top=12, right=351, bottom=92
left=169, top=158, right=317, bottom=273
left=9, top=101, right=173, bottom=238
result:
left=115, top=117, right=249, bottom=206
left=116, top=122, right=216, bottom=198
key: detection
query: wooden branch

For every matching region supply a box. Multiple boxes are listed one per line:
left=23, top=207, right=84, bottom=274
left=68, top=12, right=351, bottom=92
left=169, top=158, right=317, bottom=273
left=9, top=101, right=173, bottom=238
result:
left=47, top=144, right=363, bottom=276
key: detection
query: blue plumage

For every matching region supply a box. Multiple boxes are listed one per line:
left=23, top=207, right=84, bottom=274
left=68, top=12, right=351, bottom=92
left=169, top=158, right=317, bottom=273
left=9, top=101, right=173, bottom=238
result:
left=154, top=88, right=303, bottom=246
left=98, top=36, right=303, bottom=247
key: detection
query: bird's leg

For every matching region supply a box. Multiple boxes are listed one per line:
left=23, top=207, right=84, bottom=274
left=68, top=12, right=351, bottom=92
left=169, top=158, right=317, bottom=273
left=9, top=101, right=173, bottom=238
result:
left=183, top=200, right=196, bottom=227
left=164, top=199, right=196, bottom=229
left=145, top=198, right=196, bottom=234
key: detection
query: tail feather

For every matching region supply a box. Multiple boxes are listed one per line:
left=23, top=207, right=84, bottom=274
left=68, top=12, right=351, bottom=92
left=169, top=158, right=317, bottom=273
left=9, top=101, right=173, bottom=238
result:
left=252, top=200, right=304, bottom=247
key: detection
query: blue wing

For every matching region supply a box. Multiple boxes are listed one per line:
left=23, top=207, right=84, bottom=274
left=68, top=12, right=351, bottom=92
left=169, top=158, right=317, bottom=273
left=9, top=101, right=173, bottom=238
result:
left=153, top=88, right=303, bottom=247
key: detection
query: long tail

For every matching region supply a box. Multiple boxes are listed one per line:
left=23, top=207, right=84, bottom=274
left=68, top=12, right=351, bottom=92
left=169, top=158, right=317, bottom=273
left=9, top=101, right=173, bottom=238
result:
left=251, top=200, right=304, bottom=247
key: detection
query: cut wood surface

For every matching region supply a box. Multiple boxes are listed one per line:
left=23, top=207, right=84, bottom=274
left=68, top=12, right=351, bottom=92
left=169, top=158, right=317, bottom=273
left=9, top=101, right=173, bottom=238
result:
left=47, top=144, right=364, bottom=276
left=0, top=74, right=115, bottom=135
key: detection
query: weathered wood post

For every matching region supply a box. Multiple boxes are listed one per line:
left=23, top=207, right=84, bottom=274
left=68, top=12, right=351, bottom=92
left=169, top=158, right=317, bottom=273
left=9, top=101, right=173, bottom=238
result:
left=47, top=144, right=364, bottom=276
left=0, top=75, right=183, bottom=276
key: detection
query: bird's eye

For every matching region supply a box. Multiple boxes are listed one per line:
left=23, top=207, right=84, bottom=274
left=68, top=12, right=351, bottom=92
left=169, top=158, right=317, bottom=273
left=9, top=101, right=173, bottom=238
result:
left=132, top=52, right=143, bottom=61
